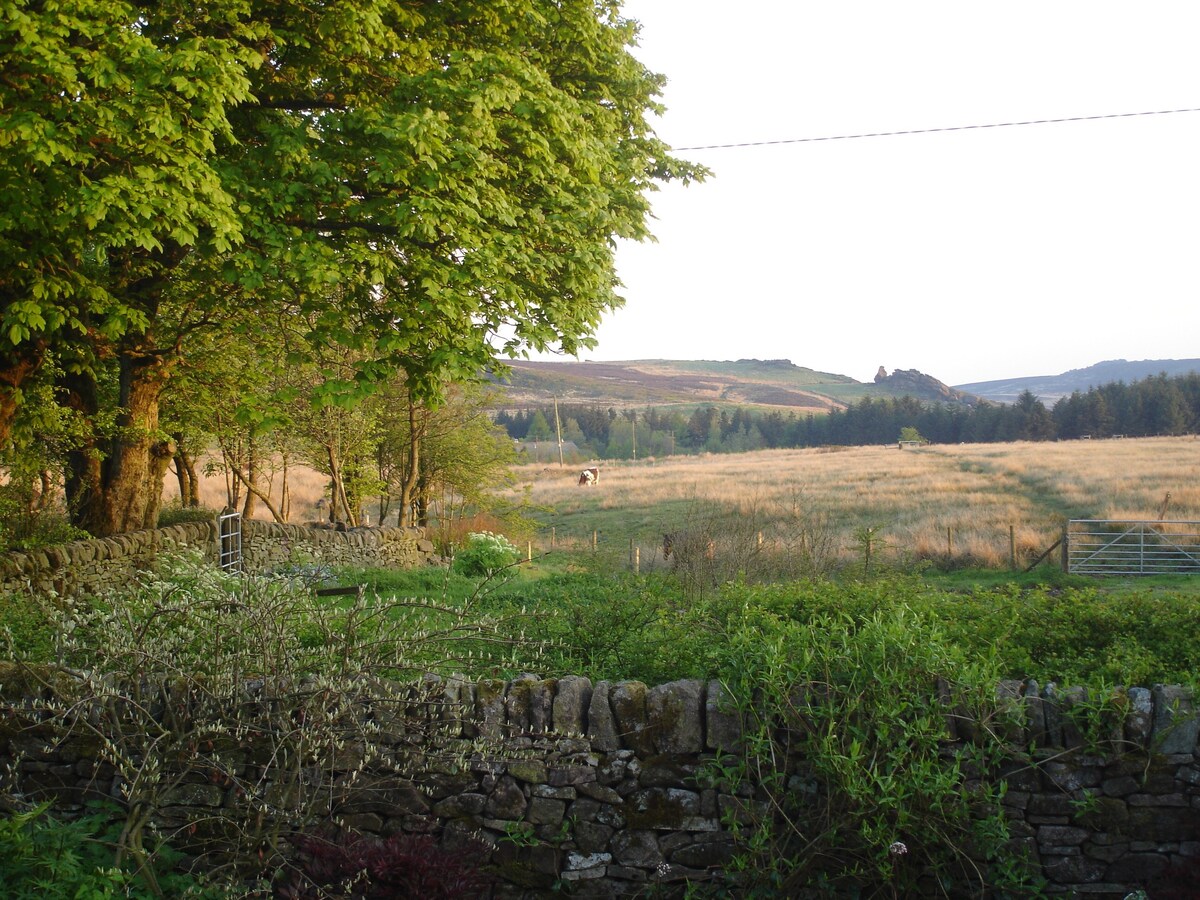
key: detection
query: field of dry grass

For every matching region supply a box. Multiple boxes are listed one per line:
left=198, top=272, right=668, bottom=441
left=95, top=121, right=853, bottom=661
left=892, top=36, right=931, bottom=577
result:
left=173, top=436, right=1200, bottom=571
left=508, top=436, right=1200, bottom=569
left=164, top=458, right=338, bottom=526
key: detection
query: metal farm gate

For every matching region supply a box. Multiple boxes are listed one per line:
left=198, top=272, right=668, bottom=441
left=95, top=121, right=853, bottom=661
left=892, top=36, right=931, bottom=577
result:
left=219, top=509, right=243, bottom=573
left=1067, top=519, right=1200, bottom=575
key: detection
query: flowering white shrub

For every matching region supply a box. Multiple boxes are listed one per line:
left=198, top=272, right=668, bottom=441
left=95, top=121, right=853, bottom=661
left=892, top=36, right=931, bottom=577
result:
left=452, top=531, right=521, bottom=578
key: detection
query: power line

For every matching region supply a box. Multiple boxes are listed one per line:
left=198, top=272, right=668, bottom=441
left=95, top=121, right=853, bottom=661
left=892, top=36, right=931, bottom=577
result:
left=670, top=106, right=1200, bottom=151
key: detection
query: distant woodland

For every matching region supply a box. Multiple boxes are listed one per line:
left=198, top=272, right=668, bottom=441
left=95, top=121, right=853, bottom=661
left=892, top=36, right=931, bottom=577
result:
left=495, top=372, right=1200, bottom=459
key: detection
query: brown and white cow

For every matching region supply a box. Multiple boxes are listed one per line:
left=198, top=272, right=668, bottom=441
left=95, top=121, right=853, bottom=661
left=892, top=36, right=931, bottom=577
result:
left=578, top=466, right=599, bottom=486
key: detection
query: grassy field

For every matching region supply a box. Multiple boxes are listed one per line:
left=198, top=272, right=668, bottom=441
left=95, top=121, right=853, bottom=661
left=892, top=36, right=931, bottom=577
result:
left=507, top=435, right=1200, bottom=573
left=175, top=435, right=1200, bottom=576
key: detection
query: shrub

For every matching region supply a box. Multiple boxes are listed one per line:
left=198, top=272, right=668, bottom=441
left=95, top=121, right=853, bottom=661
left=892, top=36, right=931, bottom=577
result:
left=276, top=829, right=490, bottom=899
left=1, top=551, right=544, bottom=892
left=930, top=583, right=1200, bottom=687
left=707, top=603, right=1037, bottom=897
left=451, top=531, right=521, bottom=578
left=0, top=803, right=140, bottom=899
left=483, top=572, right=707, bottom=683
left=0, top=589, right=56, bottom=662
left=0, top=486, right=88, bottom=552
left=0, top=802, right=219, bottom=899
left=155, top=501, right=218, bottom=527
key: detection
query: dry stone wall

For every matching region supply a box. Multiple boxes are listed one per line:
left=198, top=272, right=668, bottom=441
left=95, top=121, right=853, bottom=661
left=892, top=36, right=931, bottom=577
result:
left=3, top=672, right=1199, bottom=897
left=0, top=518, right=435, bottom=600
left=241, top=520, right=434, bottom=573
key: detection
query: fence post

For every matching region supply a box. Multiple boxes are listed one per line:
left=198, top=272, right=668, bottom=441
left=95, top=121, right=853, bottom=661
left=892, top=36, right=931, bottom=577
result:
left=1060, top=525, right=1069, bottom=572
left=1009, top=525, right=1016, bottom=570
left=592, top=530, right=598, bottom=551
left=946, top=526, right=952, bottom=558
left=527, top=541, right=532, bottom=562
left=551, top=526, right=556, bottom=548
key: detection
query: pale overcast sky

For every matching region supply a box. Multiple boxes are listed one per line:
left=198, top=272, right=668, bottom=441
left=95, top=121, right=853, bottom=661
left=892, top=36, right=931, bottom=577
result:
left=550, top=1, right=1200, bottom=386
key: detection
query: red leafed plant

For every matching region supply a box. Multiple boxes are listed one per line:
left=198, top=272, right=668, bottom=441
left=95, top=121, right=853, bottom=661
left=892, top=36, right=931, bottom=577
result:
left=276, top=829, right=491, bottom=899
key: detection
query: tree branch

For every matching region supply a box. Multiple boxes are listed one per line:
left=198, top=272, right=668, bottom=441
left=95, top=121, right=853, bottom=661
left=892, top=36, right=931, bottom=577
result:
left=248, top=97, right=349, bottom=111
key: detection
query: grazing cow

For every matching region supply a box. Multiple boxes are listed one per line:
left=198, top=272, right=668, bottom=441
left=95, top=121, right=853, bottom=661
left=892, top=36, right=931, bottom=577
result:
left=578, top=467, right=599, bottom=487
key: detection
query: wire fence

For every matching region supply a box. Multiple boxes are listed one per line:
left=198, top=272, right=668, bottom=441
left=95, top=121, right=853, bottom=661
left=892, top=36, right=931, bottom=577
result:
left=517, top=521, right=1048, bottom=579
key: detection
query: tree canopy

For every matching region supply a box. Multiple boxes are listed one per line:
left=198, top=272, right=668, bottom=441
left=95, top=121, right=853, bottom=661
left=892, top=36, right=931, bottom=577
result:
left=1, top=0, right=704, bottom=534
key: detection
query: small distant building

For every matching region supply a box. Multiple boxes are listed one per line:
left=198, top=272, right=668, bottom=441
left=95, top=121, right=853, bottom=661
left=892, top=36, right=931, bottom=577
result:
left=515, top=440, right=582, bottom=462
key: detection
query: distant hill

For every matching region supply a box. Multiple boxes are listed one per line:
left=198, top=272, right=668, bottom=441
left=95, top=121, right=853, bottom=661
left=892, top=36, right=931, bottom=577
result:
left=956, top=359, right=1200, bottom=404
left=492, top=359, right=978, bottom=411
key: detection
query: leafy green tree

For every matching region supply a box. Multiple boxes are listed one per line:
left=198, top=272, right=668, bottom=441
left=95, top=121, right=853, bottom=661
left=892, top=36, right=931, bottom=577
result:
left=374, top=383, right=516, bottom=528
left=1, top=0, right=705, bottom=534
left=605, top=415, right=633, bottom=458
left=526, top=410, right=554, bottom=443
left=561, top=417, right=588, bottom=450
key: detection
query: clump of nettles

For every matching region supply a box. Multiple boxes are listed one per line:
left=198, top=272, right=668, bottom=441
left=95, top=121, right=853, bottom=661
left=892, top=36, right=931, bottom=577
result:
left=451, top=531, right=521, bottom=578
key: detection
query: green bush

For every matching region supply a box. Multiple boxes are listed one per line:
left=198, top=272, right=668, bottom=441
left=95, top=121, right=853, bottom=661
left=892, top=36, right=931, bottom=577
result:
left=0, top=803, right=218, bottom=899
left=483, top=572, right=708, bottom=683
left=930, top=583, right=1200, bottom=687
left=3, top=552, right=546, bottom=891
left=451, top=531, right=521, bottom=578
left=0, top=803, right=136, bottom=899
left=155, top=502, right=217, bottom=527
left=0, top=490, right=88, bottom=552
left=707, top=602, right=1036, bottom=896
left=0, top=590, right=56, bottom=662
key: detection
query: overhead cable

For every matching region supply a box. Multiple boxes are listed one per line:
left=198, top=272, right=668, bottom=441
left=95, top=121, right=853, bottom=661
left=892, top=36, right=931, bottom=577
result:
left=670, top=106, right=1200, bottom=151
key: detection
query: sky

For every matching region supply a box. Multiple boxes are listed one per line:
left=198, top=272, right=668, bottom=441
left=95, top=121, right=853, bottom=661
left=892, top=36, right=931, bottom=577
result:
left=540, top=1, right=1200, bottom=386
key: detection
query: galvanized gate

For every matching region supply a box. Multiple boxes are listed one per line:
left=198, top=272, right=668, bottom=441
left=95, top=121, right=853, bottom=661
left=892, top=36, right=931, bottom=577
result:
left=218, top=509, right=243, bottom=572
left=1067, top=519, right=1200, bottom=575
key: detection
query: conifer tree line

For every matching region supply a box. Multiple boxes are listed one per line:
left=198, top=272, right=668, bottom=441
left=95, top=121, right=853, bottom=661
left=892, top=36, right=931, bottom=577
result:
left=496, top=373, right=1200, bottom=459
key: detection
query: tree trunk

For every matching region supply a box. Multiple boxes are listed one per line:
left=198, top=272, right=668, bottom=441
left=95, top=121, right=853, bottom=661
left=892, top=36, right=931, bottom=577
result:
left=91, top=354, right=172, bottom=535
left=143, top=438, right=176, bottom=527
left=59, top=369, right=105, bottom=535
left=228, top=461, right=286, bottom=523
left=416, top=465, right=430, bottom=528
left=173, top=455, right=190, bottom=507
left=376, top=451, right=393, bottom=526
left=280, top=454, right=291, bottom=522
left=30, top=469, right=53, bottom=513
left=217, top=431, right=244, bottom=510
left=173, top=443, right=201, bottom=507
left=242, top=441, right=259, bottom=519
left=326, top=446, right=357, bottom=526
left=0, top=342, right=46, bottom=452
left=398, top=400, right=422, bottom=528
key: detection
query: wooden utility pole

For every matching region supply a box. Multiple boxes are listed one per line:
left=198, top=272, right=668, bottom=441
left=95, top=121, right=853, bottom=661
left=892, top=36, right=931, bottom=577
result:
left=553, top=396, right=564, bottom=468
